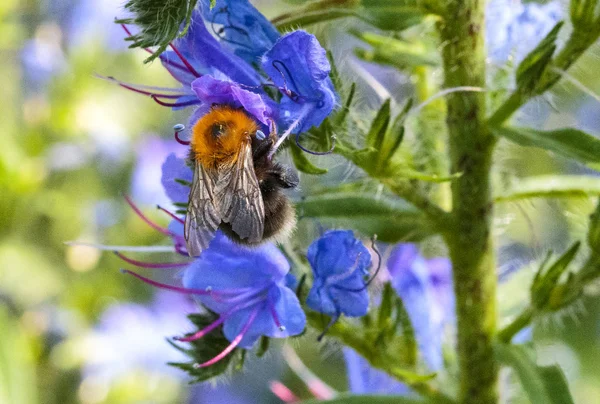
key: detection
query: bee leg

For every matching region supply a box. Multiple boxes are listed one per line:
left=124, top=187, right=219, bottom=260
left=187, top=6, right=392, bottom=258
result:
left=253, top=137, right=275, bottom=160
left=269, top=164, right=299, bottom=189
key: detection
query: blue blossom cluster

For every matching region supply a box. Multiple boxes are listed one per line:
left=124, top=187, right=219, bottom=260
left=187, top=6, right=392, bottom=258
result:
left=111, top=0, right=337, bottom=146
left=486, top=0, right=563, bottom=64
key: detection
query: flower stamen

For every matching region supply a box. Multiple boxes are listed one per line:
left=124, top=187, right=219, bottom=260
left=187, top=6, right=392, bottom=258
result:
left=150, top=95, right=200, bottom=108
left=157, top=205, right=185, bottom=224
left=295, top=132, right=336, bottom=156
left=192, top=307, right=259, bottom=368
left=113, top=251, right=188, bottom=269
left=269, top=300, right=286, bottom=331
left=172, top=124, right=190, bottom=146
left=169, top=42, right=202, bottom=78
left=124, top=195, right=174, bottom=236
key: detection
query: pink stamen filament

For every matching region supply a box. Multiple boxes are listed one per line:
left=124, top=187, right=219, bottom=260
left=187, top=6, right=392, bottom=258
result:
left=193, top=307, right=259, bottom=368
left=176, top=315, right=226, bottom=342
left=114, top=251, right=188, bottom=269
left=174, top=243, right=189, bottom=256
left=176, top=294, right=267, bottom=342
left=124, top=195, right=173, bottom=236
left=119, top=24, right=190, bottom=74
left=122, top=269, right=264, bottom=297
left=169, top=42, right=201, bottom=78
left=157, top=205, right=185, bottom=224
left=150, top=95, right=200, bottom=108
left=174, top=129, right=190, bottom=146
left=269, top=381, right=299, bottom=403
left=269, top=300, right=285, bottom=331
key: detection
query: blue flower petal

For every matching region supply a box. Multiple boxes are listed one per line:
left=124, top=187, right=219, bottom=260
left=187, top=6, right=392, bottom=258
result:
left=344, top=348, right=410, bottom=395
left=191, top=75, right=278, bottom=126
left=182, top=234, right=289, bottom=312
left=306, top=230, right=371, bottom=317
left=388, top=244, right=454, bottom=371
left=161, top=154, right=193, bottom=204
left=307, top=230, right=371, bottom=277
left=222, top=286, right=305, bottom=348
left=163, top=9, right=262, bottom=87
left=201, top=0, right=279, bottom=64
left=262, top=30, right=337, bottom=133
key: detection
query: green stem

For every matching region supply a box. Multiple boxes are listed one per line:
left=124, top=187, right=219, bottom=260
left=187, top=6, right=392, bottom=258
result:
left=306, top=313, right=456, bottom=404
left=497, top=307, right=534, bottom=343
left=488, top=28, right=600, bottom=126
left=383, top=179, right=452, bottom=230
left=437, top=2, right=498, bottom=404
left=413, top=66, right=451, bottom=210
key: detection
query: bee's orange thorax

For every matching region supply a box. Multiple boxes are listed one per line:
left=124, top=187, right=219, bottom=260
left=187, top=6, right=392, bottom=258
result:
left=191, top=106, right=258, bottom=170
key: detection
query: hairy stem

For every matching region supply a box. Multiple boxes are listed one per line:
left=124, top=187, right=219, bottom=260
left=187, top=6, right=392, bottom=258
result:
left=437, top=1, right=498, bottom=403
left=413, top=66, right=451, bottom=210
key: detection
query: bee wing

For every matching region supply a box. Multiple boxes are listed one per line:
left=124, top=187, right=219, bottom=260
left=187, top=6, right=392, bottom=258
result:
left=184, top=162, right=222, bottom=257
left=220, top=140, right=265, bottom=243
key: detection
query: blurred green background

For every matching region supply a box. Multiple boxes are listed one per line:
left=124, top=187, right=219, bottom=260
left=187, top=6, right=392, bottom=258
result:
left=2, top=0, right=600, bottom=403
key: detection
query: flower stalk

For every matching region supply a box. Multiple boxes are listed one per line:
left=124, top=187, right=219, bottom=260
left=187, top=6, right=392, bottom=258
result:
left=437, top=1, right=498, bottom=403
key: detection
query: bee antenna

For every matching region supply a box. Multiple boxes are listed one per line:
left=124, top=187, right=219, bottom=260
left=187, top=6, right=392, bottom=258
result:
left=295, top=133, right=336, bottom=156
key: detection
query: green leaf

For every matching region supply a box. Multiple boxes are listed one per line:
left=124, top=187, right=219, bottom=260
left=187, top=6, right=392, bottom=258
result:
left=516, top=21, right=563, bottom=95
left=298, top=193, right=436, bottom=242
left=118, top=0, right=199, bottom=63
left=380, top=99, right=411, bottom=163
left=396, top=296, right=417, bottom=366
left=299, top=394, right=426, bottom=404
left=495, top=344, right=575, bottom=404
left=256, top=336, right=270, bottom=358
left=495, top=344, right=552, bottom=403
left=274, top=8, right=360, bottom=30
left=353, top=32, right=438, bottom=69
left=366, top=99, right=392, bottom=151
left=588, top=200, right=600, bottom=254
left=362, top=6, right=426, bottom=31
left=377, top=282, right=394, bottom=330
left=491, top=126, right=600, bottom=166
left=169, top=312, right=241, bottom=382
left=289, top=142, right=328, bottom=175
left=334, top=82, right=357, bottom=127
left=531, top=242, right=580, bottom=310
left=539, top=365, right=575, bottom=404
left=495, top=175, right=600, bottom=201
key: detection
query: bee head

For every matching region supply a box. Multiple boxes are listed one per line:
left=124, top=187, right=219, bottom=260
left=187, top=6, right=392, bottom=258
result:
left=210, top=123, right=226, bottom=139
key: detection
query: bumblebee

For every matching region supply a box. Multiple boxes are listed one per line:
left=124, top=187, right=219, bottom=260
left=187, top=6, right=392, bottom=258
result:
left=184, top=105, right=299, bottom=257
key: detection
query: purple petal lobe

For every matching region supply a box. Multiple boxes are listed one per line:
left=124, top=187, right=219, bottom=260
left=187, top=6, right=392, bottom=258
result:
left=191, top=75, right=277, bottom=126
left=161, top=154, right=193, bottom=204
left=262, top=31, right=337, bottom=133
left=201, top=0, right=279, bottom=64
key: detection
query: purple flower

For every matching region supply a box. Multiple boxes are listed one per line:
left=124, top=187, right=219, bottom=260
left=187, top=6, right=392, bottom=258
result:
left=388, top=244, right=453, bottom=371
left=109, top=1, right=337, bottom=151
left=306, top=230, right=372, bottom=318
left=116, top=206, right=306, bottom=367
left=182, top=233, right=306, bottom=350
left=344, top=348, right=410, bottom=395
left=200, top=0, right=279, bottom=64
left=262, top=31, right=338, bottom=133
left=161, top=153, right=193, bottom=205
left=132, top=137, right=185, bottom=207
left=83, top=291, right=193, bottom=382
